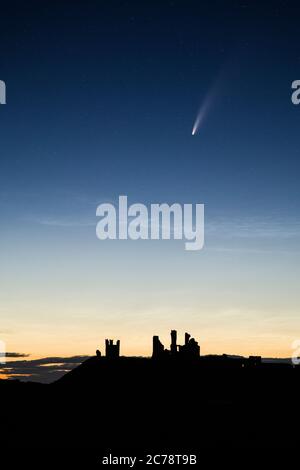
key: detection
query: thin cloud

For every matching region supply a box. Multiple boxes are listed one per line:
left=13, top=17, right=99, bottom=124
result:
left=4, top=352, right=30, bottom=358
left=34, top=217, right=95, bottom=227
left=206, top=216, right=300, bottom=239
left=1, top=355, right=89, bottom=383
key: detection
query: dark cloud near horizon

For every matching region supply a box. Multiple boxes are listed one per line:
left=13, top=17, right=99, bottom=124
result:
left=3, top=352, right=30, bottom=358
left=0, top=355, right=90, bottom=383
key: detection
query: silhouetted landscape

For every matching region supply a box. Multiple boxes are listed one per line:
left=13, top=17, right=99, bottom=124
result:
left=2, top=330, right=299, bottom=458
left=2, top=1, right=300, bottom=465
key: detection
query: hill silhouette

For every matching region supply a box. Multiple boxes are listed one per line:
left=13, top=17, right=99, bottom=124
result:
left=1, top=331, right=300, bottom=459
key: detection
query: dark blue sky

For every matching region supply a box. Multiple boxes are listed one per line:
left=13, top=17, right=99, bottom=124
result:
left=1, top=0, right=299, bottom=218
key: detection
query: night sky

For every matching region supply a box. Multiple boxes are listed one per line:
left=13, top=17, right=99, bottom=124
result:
left=0, top=1, right=300, bottom=373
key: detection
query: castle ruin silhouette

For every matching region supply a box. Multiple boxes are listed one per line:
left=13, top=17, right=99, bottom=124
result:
left=153, top=330, right=200, bottom=358
left=105, top=339, right=120, bottom=358
left=99, top=330, right=200, bottom=359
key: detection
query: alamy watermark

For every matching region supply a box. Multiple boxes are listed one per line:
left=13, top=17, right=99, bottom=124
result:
left=96, top=196, right=204, bottom=251
left=291, top=339, right=300, bottom=365
left=291, top=80, right=300, bottom=105
left=0, top=340, right=6, bottom=364
left=0, top=80, right=6, bottom=104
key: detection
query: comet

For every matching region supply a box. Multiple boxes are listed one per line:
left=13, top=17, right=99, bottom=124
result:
left=192, top=78, right=220, bottom=136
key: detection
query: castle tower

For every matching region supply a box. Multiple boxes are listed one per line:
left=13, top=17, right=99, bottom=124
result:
left=185, top=333, right=191, bottom=345
left=170, top=330, right=177, bottom=355
left=152, top=335, right=165, bottom=358
left=105, top=339, right=120, bottom=358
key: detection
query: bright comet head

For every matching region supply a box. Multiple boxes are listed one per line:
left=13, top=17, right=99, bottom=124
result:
left=192, top=79, right=219, bottom=136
